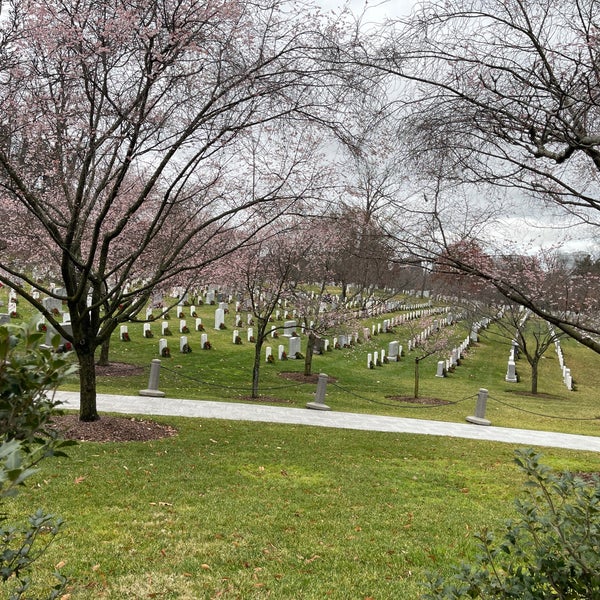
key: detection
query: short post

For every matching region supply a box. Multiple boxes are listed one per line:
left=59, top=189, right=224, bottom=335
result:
left=466, top=388, right=491, bottom=426
left=306, top=373, right=331, bottom=411
left=139, top=359, right=166, bottom=397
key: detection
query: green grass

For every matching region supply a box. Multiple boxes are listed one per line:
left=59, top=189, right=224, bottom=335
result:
left=3, top=289, right=600, bottom=598
left=48, top=297, right=600, bottom=437
left=8, top=420, right=600, bottom=599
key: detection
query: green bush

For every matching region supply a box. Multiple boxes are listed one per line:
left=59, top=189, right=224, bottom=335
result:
left=422, top=448, right=600, bottom=599
left=0, top=322, right=77, bottom=599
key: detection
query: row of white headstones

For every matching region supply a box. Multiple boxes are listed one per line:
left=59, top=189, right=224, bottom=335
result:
left=549, top=323, right=574, bottom=391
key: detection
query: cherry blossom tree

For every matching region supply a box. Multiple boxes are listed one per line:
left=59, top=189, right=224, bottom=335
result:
left=0, top=0, right=349, bottom=420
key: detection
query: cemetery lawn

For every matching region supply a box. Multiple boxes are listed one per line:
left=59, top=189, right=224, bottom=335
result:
left=55, top=304, right=600, bottom=438
left=9, top=418, right=600, bottom=599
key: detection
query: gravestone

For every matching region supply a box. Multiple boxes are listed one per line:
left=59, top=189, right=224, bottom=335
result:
left=214, top=308, right=225, bottom=330
left=435, top=360, right=445, bottom=377
left=505, top=360, right=518, bottom=382
left=158, top=338, right=169, bottom=356
left=278, top=345, right=285, bottom=359
left=42, top=297, right=62, bottom=314
left=388, top=341, right=399, bottom=361
left=283, top=320, right=297, bottom=337
left=288, top=336, right=301, bottom=358
left=247, top=327, right=254, bottom=341
left=265, top=346, right=273, bottom=362
left=0, top=314, right=9, bottom=325
left=180, top=336, right=189, bottom=353
left=313, top=337, right=325, bottom=355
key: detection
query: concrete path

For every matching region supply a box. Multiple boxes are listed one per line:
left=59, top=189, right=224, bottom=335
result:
left=53, top=391, right=600, bottom=453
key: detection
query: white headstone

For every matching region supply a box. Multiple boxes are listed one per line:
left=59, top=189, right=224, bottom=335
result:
left=180, top=336, right=189, bottom=353
left=505, top=360, right=518, bottom=382
left=283, top=320, right=297, bottom=337
left=214, top=308, right=225, bottom=330
left=435, top=360, right=445, bottom=377
left=289, top=336, right=301, bottom=358
left=159, top=338, right=169, bottom=356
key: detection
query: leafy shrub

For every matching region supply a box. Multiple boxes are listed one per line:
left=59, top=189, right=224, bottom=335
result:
left=422, top=448, right=600, bottom=599
left=0, top=322, right=77, bottom=599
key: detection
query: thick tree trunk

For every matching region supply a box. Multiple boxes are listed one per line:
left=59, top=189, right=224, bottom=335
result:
left=304, top=331, right=316, bottom=376
left=97, top=337, right=110, bottom=366
left=77, top=347, right=100, bottom=422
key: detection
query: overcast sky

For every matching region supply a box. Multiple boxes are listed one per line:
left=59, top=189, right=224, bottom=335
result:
left=317, top=0, right=416, bottom=22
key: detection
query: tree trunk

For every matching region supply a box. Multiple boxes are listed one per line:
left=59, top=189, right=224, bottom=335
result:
left=251, top=339, right=263, bottom=399
left=304, top=331, right=316, bottom=376
left=531, top=360, right=538, bottom=394
left=97, top=337, right=110, bottom=366
left=77, top=347, right=100, bottom=422
left=414, top=357, right=420, bottom=399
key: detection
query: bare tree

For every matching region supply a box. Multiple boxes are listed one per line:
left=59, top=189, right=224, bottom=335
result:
left=359, top=0, right=600, bottom=352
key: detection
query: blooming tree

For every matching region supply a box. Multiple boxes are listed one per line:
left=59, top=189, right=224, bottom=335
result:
left=0, top=0, right=348, bottom=420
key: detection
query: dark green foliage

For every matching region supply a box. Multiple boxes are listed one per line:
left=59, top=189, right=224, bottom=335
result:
left=422, top=448, right=600, bottom=599
left=0, top=322, right=76, bottom=599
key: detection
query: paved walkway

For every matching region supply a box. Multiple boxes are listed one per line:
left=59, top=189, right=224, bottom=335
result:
left=53, top=391, right=600, bottom=453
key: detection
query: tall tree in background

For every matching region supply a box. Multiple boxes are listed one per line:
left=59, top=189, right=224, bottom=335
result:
left=363, top=0, right=600, bottom=352
left=0, top=0, right=346, bottom=420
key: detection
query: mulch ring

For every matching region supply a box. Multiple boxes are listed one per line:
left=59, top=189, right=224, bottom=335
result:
left=95, top=362, right=145, bottom=377
left=49, top=414, right=178, bottom=443
left=385, top=396, right=452, bottom=406
left=278, top=372, right=338, bottom=384
left=235, top=372, right=338, bottom=404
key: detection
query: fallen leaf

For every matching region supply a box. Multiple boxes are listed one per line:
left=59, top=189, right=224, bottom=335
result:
left=74, top=476, right=86, bottom=484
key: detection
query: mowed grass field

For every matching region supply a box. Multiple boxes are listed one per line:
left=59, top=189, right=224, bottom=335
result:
left=3, top=289, right=600, bottom=598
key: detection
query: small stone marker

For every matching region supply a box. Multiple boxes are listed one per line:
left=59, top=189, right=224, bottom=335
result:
left=139, top=359, right=165, bottom=397
left=466, top=388, right=491, bottom=426
left=306, top=373, right=331, bottom=411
